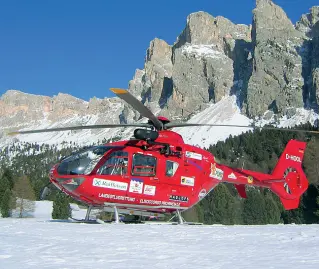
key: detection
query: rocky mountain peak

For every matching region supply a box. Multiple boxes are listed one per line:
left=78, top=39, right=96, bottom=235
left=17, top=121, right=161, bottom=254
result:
left=175, top=11, right=250, bottom=49
left=146, top=38, right=172, bottom=64
left=296, top=6, right=319, bottom=37
left=253, top=0, right=298, bottom=42
left=246, top=0, right=307, bottom=117
left=1, top=0, right=319, bottom=148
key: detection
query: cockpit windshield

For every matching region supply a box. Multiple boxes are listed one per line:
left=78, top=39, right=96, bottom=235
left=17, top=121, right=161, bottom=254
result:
left=57, top=146, right=117, bottom=175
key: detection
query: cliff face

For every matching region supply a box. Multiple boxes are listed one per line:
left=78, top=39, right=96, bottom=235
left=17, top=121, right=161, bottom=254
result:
left=0, top=90, right=123, bottom=131
left=128, top=0, right=318, bottom=120
left=247, top=0, right=305, bottom=117
left=128, top=12, right=251, bottom=120
left=1, top=0, right=318, bottom=147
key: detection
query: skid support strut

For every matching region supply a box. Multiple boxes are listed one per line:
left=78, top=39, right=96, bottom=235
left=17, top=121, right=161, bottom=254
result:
left=85, top=205, right=92, bottom=222
left=176, top=209, right=185, bottom=224
left=114, top=206, right=120, bottom=224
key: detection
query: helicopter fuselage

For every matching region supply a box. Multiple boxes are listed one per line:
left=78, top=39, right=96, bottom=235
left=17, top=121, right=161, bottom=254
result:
left=49, top=129, right=309, bottom=216
left=49, top=130, right=220, bottom=214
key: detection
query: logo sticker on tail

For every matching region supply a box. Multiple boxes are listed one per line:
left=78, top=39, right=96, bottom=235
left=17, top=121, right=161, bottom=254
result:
left=209, top=163, right=223, bottom=180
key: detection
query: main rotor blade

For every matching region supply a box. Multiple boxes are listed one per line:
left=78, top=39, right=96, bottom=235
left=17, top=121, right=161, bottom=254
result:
left=111, top=88, right=163, bottom=130
left=165, top=123, right=319, bottom=134
left=7, top=123, right=150, bottom=136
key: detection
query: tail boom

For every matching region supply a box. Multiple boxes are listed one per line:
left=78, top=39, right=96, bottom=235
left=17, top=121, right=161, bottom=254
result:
left=220, top=140, right=308, bottom=210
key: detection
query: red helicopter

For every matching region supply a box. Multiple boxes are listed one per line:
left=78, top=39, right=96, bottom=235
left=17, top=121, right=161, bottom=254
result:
left=9, top=88, right=319, bottom=224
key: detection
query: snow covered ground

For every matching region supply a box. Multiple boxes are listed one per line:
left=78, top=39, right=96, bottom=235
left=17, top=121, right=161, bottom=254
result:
left=1, top=201, right=319, bottom=269
left=1, top=219, right=319, bottom=269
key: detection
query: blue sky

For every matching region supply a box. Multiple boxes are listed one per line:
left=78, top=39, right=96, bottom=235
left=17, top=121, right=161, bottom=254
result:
left=0, top=0, right=317, bottom=100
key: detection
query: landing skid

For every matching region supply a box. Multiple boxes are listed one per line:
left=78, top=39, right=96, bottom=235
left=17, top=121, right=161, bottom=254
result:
left=70, top=206, right=203, bottom=225
left=71, top=205, right=126, bottom=224
left=168, top=210, right=204, bottom=225
left=68, top=217, right=106, bottom=224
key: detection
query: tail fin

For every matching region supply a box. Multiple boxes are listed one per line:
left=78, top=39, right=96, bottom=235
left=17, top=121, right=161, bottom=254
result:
left=270, top=140, right=308, bottom=210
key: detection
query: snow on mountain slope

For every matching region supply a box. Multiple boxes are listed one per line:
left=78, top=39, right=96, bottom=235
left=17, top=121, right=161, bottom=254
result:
left=1, top=95, right=318, bottom=150
left=173, top=96, right=252, bottom=148
left=0, top=216, right=319, bottom=269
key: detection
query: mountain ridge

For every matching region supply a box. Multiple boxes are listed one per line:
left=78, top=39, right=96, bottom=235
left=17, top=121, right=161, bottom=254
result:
left=1, top=0, right=318, bottom=148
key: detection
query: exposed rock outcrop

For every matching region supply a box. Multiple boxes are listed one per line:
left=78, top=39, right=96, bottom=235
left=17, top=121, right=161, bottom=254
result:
left=126, top=38, right=173, bottom=121
left=246, top=0, right=305, bottom=117
left=312, top=22, right=319, bottom=105
left=296, top=6, right=319, bottom=109
left=0, top=90, right=123, bottom=131
left=296, top=6, right=319, bottom=38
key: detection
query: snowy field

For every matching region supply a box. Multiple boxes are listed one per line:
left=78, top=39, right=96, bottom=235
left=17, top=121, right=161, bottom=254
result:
left=1, top=202, right=319, bottom=269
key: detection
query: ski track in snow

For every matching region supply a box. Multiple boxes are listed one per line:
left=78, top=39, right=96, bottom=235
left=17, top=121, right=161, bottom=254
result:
left=0, top=218, right=319, bottom=269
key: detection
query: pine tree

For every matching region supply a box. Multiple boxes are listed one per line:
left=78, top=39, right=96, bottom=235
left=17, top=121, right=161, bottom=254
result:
left=302, top=184, right=319, bottom=223
left=264, top=192, right=281, bottom=224
left=13, top=175, right=36, bottom=218
left=243, top=188, right=267, bottom=225
left=0, top=169, right=14, bottom=200
left=52, top=193, right=71, bottom=219
left=303, top=138, right=319, bottom=184
left=1, top=168, right=14, bottom=190
left=0, top=189, right=13, bottom=217
left=206, top=184, right=236, bottom=225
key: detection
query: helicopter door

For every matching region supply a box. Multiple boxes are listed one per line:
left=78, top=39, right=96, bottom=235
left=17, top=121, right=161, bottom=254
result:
left=96, top=151, right=130, bottom=196
left=97, top=151, right=129, bottom=176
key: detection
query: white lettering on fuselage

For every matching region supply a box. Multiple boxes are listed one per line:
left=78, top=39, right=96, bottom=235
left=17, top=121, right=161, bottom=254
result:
left=98, top=193, right=135, bottom=202
left=286, top=154, right=301, bottom=163
left=140, top=199, right=181, bottom=207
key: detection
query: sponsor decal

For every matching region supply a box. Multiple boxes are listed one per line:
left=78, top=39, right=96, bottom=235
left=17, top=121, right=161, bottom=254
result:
left=181, top=176, right=195, bottom=186
left=143, top=185, right=156, bottom=196
left=169, top=195, right=189, bottom=202
left=98, top=193, right=135, bottom=202
left=209, top=163, right=224, bottom=181
left=247, top=176, right=254, bottom=184
left=198, top=189, right=207, bottom=199
left=185, top=151, right=202, bottom=160
left=228, top=172, right=237, bottom=180
left=140, top=199, right=181, bottom=207
left=93, top=178, right=128, bottom=191
left=129, top=178, right=144, bottom=194
left=286, top=154, right=301, bottom=163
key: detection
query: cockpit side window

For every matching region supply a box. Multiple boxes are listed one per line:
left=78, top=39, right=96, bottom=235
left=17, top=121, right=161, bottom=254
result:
left=97, top=151, right=128, bottom=176
left=132, top=153, right=156, bottom=177
left=165, top=160, right=179, bottom=177
left=57, top=146, right=111, bottom=175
